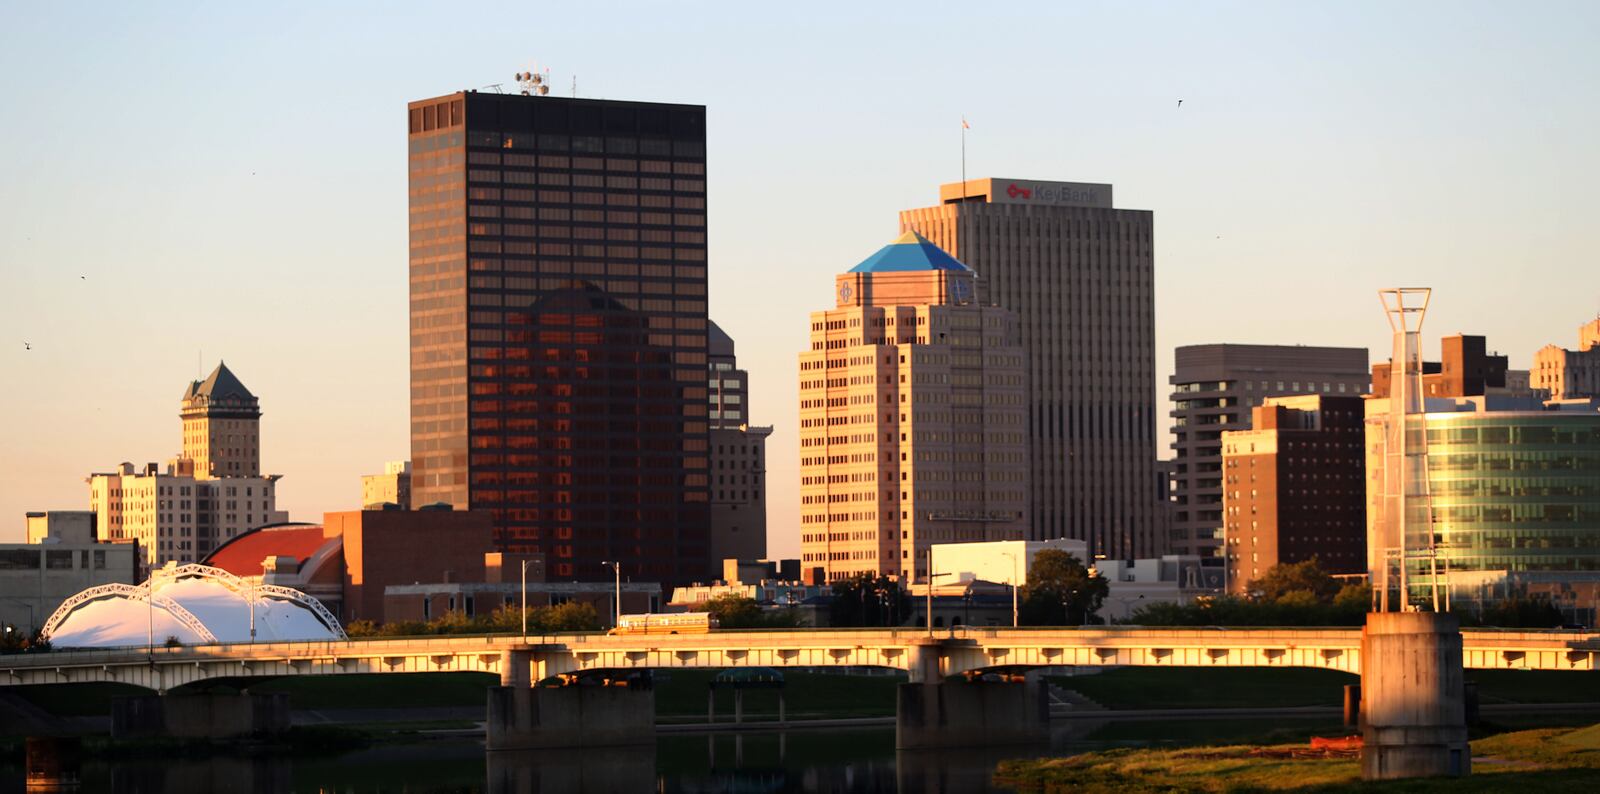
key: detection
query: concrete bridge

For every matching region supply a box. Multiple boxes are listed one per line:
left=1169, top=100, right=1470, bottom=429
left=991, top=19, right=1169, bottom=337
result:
left=4, top=626, right=1597, bottom=691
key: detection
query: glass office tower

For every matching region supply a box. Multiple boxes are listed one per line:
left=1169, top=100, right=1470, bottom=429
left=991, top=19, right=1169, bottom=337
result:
left=407, top=91, right=709, bottom=584
left=1368, top=406, right=1600, bottom=623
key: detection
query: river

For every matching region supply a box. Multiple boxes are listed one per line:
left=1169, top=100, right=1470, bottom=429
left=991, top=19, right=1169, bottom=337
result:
left=1, top=715, right=1393, bottom=793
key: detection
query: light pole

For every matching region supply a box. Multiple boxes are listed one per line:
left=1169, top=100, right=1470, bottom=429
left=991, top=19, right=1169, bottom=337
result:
left=520, top=558, right=536, bottom=642
left=248, top=578, right=256, bottom=644
left=146, top=570, right=155, bottom=657
left=1000, top=551, right=1020, bottom=628
left=603, top=561, right=622, bottom=627
left=925, top=571, right=951, bottom=638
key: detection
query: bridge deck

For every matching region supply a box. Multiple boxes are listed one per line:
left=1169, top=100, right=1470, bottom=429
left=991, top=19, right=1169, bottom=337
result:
left=3, top=628, right=1595, bottom=690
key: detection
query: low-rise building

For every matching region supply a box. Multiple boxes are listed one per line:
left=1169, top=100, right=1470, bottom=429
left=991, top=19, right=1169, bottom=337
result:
left=1095, top=554, right=1225, bottom=622
left=202, top=507, right=616, bottom=625
left=929, top=539, right=1089, bottom=587
left=382, top=581, right=659, bottom=625
left=2, top=518, right=139, bottom=633
left=722, top=558, right=801, bottom=585
left=1531, top=318, right=1600, bottom=400
left=907, top=579, right=1016, bottom=629
left=25, top=511, right=95, bottom=545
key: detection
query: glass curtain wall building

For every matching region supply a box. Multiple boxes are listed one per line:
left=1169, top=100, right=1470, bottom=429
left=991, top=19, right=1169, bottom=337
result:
left=407, top=91, right=710, bottom=585
left=1366, top=400, right=1600, bottom=623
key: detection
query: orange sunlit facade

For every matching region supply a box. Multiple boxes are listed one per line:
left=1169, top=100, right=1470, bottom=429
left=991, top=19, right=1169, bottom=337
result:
left=799, top=233, right=1028, bottom=584
left=407, top=91, right=709, bottom=585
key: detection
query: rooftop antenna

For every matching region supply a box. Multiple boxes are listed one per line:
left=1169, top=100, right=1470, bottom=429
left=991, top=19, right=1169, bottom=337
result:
left=572, top=75, right=577, bottom=98
left=516, top=69, right=550, bottom=97
left=482, top=83, right=505, bottom=94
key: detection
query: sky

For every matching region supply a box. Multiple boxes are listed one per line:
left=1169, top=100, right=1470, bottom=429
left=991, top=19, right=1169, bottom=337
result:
left=3, top=2, right=1599, bottom=556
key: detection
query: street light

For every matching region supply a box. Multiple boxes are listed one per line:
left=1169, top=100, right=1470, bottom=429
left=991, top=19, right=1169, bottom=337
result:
left=999, top=551, right=1020, bottom=628
left=925, top=571, right=952, bottom=638
left=248, top=578, right=256, bottom=644
left=602, top=561, right=622, bottom=628
left=520, top=558, right=537, bottom=642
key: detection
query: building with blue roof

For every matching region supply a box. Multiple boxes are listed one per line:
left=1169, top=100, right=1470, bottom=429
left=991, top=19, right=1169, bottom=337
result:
left=800, top=234, right=1028, bottom=586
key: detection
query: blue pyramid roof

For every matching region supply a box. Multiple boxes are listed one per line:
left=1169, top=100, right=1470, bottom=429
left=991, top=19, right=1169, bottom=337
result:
left=848, top=232, right=972, bottom=273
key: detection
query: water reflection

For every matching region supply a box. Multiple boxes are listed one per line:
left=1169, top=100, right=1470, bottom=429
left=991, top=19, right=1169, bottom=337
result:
left=486, top=744, right=656, bottom=793
left=0, top=717, right=1369, bottom=794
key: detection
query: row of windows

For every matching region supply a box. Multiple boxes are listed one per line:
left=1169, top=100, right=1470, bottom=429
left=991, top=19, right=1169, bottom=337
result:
left=464, top=152, right=705, bottom=174
left=0, top=549, right=115, bottom=571
left=1426, top=424, right=1600, bottom=446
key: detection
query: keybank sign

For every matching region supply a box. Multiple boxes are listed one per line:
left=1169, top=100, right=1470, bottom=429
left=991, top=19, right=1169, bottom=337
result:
left=993, top=179, right=1112, bottom=208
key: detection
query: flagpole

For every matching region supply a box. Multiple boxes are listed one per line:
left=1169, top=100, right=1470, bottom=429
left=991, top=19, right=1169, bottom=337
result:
left=960, top=119, right=967, bottom=201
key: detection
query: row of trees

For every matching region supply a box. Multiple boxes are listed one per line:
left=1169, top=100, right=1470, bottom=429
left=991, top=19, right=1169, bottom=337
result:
left=702, top=593, right=807, bottom=629
left=824, top=549, right=1111, bottom=627
left=1124, top=558, right=1572, bottom=628
left=344, top=601, right=602, bottom=638
left=1, top=624, right=50, bottom=654
left=1126, top=559, right=1373, bottom=626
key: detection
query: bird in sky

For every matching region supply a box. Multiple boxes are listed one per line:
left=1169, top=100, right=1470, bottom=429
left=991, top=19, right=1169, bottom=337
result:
left=23, top=342, right=31, bottom=350
left=1177, top=99, right=1183, bottom=108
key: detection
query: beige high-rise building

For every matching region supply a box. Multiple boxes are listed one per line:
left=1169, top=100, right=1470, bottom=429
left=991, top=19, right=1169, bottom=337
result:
left=88, top=363, right=287, bottom=576
left=708, top=321, right=771, bottom=576
left=798, top=233, right=1028, bottom=584
left=901, top=178, right=1160, bottom=558
left=361, top=460, right=413, bottom=509
left=1532, top=318, right=1600, bottom=400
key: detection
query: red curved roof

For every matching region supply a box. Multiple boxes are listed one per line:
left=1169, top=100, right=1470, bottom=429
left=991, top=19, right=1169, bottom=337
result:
left=203, top=523, right=331, bottom=577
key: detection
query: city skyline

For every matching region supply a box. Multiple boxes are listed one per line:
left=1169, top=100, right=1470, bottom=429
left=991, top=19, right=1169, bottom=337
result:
left=6, top=2, right=1600, bottom=560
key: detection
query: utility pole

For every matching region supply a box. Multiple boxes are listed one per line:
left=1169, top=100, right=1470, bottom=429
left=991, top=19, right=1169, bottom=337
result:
left=603, top=561, right=622, bottom=627
left=925, top=572, right=950, bottom=638
left=521, top=558, right=534, bottom=642
left=1001, top=551, right=1020, bottom=628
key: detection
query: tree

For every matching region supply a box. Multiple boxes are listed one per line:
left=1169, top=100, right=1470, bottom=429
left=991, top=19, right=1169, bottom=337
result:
left=1475, top=597, right=1565, bottom=628
left=1247, top=558, right=1340, bottom=602
left=536, top=601, right=602, bottom=632
left=705, top=594, right=765, bottom=628
left=1018, top=550, right=1108, bottom=626
left=830, top=573, right=908, bottom=627
left=704, top=594, right=806, bottom=629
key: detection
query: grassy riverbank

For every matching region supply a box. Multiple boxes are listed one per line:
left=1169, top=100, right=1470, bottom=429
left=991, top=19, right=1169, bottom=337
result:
left=997, top=723, right=1600, bottom=793
left=1049, top=667, right=1600, bottom=709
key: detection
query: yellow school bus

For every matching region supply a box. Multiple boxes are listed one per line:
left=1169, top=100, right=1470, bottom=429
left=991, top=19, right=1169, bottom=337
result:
left=609, top=612, right=718, bottom=635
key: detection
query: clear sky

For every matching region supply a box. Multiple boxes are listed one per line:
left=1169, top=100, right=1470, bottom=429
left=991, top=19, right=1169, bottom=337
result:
left=3, top=2, right=1599, bottom=557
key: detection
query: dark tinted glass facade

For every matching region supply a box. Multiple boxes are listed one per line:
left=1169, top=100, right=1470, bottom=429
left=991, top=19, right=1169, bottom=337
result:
left=408, top=92, right=710, bottom=584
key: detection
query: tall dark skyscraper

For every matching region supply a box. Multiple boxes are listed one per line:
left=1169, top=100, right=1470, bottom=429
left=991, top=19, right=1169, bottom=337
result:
left=407, top=91, right=710, bottom=584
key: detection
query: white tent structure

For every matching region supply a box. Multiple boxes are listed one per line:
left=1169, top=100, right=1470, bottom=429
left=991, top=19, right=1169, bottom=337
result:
left=42, top=563, right=346, bottom=648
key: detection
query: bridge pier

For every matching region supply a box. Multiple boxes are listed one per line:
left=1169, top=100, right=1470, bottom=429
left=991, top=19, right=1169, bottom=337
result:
left=1360, top=612, right=1470, bottom=781
left=906, top=639, right=944, bottom=684
left=111, top=692, right=290, bottom=741
left=486, top=682, right=654, bottom=751
left=895, top=680, right=1049, bottom=750
left=501, top=649, right=532, bottom=687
